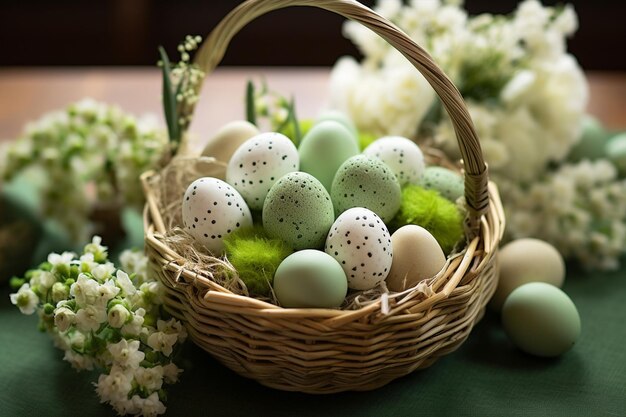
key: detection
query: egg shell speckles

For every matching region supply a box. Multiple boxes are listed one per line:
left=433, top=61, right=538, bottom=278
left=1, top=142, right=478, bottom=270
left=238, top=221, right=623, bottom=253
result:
left=182, top=177, right=253, bottom=254
left=331, top=155, right=402, bottom=222
left=362, top=136, right=425, bottom=185
left=325, top=207, right=393, bottom=290
left=226, top=132, right=299, bottom=211
left=420, top=166, right=465, bottom=201
left=263, top=172, right=335, bottom=250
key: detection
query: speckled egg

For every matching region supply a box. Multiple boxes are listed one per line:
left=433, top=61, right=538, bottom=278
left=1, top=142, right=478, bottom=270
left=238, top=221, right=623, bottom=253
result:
left=420, top=166, right=464, bottom=201
left=262, top=172, right=334, bottom=250
left=226, top=132, right=299, bottom=211
left=298, top=120, right=360, bottom=192
left=605, top=133, right=626, bottom=175
left=201, top=120, right=259, bottom=162
left=325, top=207, right=393, bottom=290
left=331, top=155, right=402, bottom=222
left=568, top=115, right=608, bottom=162
left=362, top=136, right=425, bottom=185
left=274, top=250, right=348, bottom=308
left=182, top=177, right=253, bottom=254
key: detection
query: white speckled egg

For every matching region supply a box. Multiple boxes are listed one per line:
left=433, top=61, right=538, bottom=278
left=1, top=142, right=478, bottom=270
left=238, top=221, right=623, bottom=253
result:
left=182, top=177, right=253, bottom=254
left=420, top=166, right=464, bottom=201
left=201, top=120, right=259, bottom=162
left=362, top=136, right=425, bottom=185
left=331, top=155, right=402, bottom=222
left=325, top=207, right=393, bottom=290
left=263, top=172, right=335, bottom=250
left=226, top=132, right=299, bottom=211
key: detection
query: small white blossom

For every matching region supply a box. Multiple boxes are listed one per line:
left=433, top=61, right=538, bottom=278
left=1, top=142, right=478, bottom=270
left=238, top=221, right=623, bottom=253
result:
left=63, top=349, right=95, bottom=370
left=147, top=331, right=179, bottom=357
left=10, top=284, right=39, bottom=315
left=115, top=270, right=137, bottom=296
left=131, top=392, right=166, bottom=417
left=121, top=308, right=146, bottom=337
left=75, top=304, right=107, bottom=332
left=96, top=279, right=120, bottom=306
left=108, top=304, right=131, bottom=328
left=91, top=263, right=116, bottom=281
left=95, top=365, right=134, bottom=404
left=48, top=251, right=76, bottom=267
left=134, top=366, right=164, bottom=392
left=107, top=339, right=145, bottom=369
left=51, top=282, right=70, bottom=303
left=162, top=363, right=183, bottom=384
left=54, top=306, right=76, bottom=332
left=70, top=274, right=100, bottom=308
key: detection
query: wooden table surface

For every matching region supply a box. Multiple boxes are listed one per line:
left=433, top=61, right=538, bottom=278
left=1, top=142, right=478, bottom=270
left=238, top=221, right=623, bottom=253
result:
left=0, top=68, right=625, bottom=145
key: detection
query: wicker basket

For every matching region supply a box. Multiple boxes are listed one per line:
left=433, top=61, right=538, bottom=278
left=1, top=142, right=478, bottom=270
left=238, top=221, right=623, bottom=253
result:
left=142, top=0, right=505, bottom=394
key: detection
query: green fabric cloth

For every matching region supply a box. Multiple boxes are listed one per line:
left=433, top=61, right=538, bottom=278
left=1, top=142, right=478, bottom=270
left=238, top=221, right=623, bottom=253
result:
left=1, top=188, right=625, bottom=417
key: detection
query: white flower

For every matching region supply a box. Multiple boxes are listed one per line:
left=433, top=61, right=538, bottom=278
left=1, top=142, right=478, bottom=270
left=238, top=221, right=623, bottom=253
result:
left=108, top=339, right=145, bottom=369
left=63, top=349, right=95, bottom=370
left=131, top=393, right=166, bottom=417
left=147, top=331, right=179, bottom=357
left=121, top=308, right=146, bottom=337
left=48, top=251, right=76, bottom=267
left=10, top=283, right=39, bottom=315
left=115, top=270, right=137, bottom=296
left=70, top=273, right=100, bottom=308
left=75, top=304, right=107, bottom=332
left=108, top=304, right=131, bottom=328
left=30, top=270, right=56, bottom=290
left=162, top=363, right=183, bottom=384
left=68, top=330, right=86, bottom=350
left=51, top=282, right=69, bottom=303
left=157, top=318, right=188, bottom=342
left=97, top=279, right=120, bottom=306
left=95, top=365, right=134, bottom=404
left=54, top=306, right=76, bottom=332
left=119, top=250, right=149, bottom=284
left=91, top=263, right=116, bottom=281
left=134, top=366, right=164, bottom=391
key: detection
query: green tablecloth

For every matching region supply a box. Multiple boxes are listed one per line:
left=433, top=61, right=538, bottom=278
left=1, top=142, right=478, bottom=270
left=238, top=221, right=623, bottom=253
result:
left=1, top=189, right=625, bottom=417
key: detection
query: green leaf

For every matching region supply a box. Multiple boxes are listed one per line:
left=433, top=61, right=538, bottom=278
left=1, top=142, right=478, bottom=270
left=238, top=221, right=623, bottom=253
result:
left=246, top=80, right=256, bottom=126
left=287, top=97, right=301, bottom=146
left=158, top=46, right=179, bottom=143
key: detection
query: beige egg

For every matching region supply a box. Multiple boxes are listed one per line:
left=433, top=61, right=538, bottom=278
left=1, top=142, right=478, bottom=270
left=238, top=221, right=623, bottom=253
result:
left=386, top=225, right=446, bottom=292
left=490, top=238, right=565, bottom=312
left=201, top=120, right=260, bottom=162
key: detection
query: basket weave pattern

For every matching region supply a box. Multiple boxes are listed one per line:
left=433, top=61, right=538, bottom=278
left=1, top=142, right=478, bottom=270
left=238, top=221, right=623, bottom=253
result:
left=143, top=0, right=505, bottom=394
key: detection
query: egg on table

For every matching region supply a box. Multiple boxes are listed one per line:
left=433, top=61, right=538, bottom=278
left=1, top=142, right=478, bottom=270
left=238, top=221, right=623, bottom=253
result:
left=226, top=132, right=299, bottom=211
left=273, top=250, right=348, bottom=308
left=420, top=166, right=465, bottom=201
left=325, top=207, right=393, bottom=290
left=201, top=120, right=260, bottom=162
left=298, top=120, right=360, bottom=192
left=502, top=282, right=581, bottom=357
left=182, top=177, right=253, bottom=254
left=490, top=238, right=566, bottom=311
left=362, top=136, right=425, bottom=186
left=386, top=225, right=446, bottom=292
left=262, top=172, right=335, bottom=250
left=331, top=155, right=402, bottom=222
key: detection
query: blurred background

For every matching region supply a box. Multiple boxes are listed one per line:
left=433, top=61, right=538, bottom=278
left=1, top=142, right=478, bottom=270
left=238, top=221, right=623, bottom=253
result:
left=0, top=0, right=623, bottom=70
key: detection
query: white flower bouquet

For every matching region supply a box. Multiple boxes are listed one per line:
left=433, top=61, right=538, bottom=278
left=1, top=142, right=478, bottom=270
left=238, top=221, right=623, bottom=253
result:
left=330, top=0, right=626, bottom=269
left=9, top=237, right=186, bottom=416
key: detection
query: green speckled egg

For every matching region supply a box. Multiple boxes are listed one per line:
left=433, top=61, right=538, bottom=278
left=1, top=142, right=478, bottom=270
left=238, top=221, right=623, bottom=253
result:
left=274, top=250, right=348, bottom=308
left=262, top=172, right=334, bottom=250
left=605, top=133, right=626, bottom=175
left=503, top=282, right=581, bottom=357
left=298, top=120, right=360, bottom=192
left=420, top=167, right=464, bottom=201
left=331, top=155, right=402, bottom=222
left=568, top=115, right=609, bottom=162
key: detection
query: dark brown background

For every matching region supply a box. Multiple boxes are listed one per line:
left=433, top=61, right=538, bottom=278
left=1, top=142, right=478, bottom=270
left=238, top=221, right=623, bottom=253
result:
left=0, top=0, right=622, bottom=70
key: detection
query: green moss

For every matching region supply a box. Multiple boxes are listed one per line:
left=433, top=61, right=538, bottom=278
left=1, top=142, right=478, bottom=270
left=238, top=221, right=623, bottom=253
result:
left=392, top=185, right=464, bottom=254
left=281, top=118, right=313, bottom=146
left=358, top=131, right=378, bottom=151
left=223, top=226, right=292, bottom=296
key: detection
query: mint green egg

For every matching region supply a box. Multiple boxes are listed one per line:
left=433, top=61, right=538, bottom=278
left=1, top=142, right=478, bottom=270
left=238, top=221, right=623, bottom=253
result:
left=316, top=110, right=359, bottom=146
left=502, top=282, right=581, bottom=357
left=568, top=115, right=609, bottom=162
left=274, top=249, right=348, bottom=308
left=605, top=133, right=626, bottom=175
left=331, top=155, right=402, bottom=222
left=298, top=120, right=360, bottom=192
left=262, top=172, right=334, bottom=250
left=420, top=166, right=464, bottom=201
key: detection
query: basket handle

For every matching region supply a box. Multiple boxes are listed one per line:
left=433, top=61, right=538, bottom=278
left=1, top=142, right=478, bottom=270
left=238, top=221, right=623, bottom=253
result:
left=191, top=0, right=489, bottom=235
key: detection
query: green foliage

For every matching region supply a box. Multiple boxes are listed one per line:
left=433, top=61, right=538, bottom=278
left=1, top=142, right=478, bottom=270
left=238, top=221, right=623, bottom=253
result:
left=358, top=131, right=378, bottom=151
left=457, top=50, right=516, bottom=102
left=223, top=227, right=292, bottom=296
left=392, top=185, right=464, bottom=253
